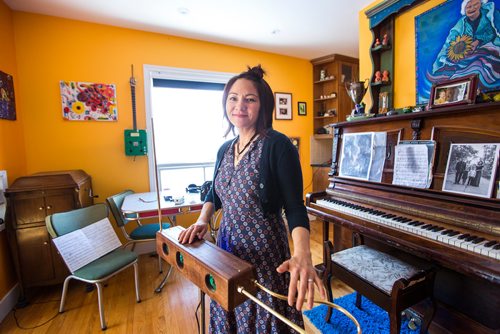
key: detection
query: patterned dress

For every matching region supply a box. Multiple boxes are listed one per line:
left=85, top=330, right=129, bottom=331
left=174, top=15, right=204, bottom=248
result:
left=209, top=136, right=304, bottom=334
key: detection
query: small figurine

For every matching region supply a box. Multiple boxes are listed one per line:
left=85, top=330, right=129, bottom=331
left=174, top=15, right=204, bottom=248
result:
left=320, top=69, right=327, bottom=81
left=382, top=70, right=390, bottom=82
left=374, top=38, right=381, bottom=48
left=374, top=70, right=382, bottom=82
left=382, top=33, right=389, bottom=46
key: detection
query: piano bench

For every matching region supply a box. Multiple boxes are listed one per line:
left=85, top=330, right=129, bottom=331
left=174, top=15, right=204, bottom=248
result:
left=324, top=243, right=436, bottom=334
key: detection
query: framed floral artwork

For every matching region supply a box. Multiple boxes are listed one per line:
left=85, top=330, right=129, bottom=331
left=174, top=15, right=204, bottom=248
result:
left=60, top=81, right=118, bottom=121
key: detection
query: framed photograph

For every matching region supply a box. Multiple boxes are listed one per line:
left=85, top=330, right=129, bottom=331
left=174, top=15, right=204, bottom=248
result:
left=378, top=92, right=389, bottom=114
left=429, top=75, right=478, bottom=109
left=275, top=92, right=292, bottom=120
left=339, top=132, right=374, bottom=181
left=297, top=101, right=307, bottom=116
left=442, top=143, right=500, bottom=198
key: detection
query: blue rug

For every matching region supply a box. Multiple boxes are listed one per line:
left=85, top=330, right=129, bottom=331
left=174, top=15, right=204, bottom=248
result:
left=303, top=293, right=420, bottom=334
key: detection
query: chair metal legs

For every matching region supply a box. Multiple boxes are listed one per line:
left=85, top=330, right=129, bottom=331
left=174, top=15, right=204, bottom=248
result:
left=158, top=254, right=163, bottom=273
left=96, top=283, right=107, bottom=330
left=133, top=262, right=141, bottom=303
left=58, top=260, right=141, bottom=331
left=59, top=275, right=73, bottom=313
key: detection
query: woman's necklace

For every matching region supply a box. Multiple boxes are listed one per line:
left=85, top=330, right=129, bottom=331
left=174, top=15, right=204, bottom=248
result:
left=236, top=132, right=258, bottom=155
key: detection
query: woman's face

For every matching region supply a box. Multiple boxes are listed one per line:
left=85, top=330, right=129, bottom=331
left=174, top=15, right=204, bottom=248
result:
left=465, top=0, right=481, bottom=21
left=226, top=79, right=260, bottom=131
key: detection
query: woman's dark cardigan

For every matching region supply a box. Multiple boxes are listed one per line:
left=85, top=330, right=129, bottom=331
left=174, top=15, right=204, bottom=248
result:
left=205, top=129, right=309, bottom=232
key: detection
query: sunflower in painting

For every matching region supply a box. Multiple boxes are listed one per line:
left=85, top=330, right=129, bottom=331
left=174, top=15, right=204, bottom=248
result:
left=447, top=35, right=473, bottom=62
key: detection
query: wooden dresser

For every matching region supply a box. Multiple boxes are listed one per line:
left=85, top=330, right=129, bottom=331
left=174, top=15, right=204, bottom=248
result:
left=4, top=170, right=94, bottom=305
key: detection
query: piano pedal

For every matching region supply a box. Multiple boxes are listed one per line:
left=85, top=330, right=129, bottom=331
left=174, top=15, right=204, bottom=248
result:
left=402, top=309, right=421, bottom=330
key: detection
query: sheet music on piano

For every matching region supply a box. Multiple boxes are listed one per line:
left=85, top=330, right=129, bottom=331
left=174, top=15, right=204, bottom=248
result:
left=52, top=218, right=122, bottom=273
left=393, top=140, right=436, bottom=188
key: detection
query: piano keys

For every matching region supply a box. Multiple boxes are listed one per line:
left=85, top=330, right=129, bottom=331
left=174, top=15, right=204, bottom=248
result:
left=315, top=198, right=499, bottom=260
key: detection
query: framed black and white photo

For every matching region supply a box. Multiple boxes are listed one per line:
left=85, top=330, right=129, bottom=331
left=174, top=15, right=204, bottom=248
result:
left=339, top=132, right=374, bottom=180
left=442, top=143, right=500, bottom=198
left=274, top=92, right=292, bottom=120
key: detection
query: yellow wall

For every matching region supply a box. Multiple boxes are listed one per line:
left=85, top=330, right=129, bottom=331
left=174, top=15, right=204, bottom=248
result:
left=0, top=1, right=25, bottom=299
left=359, top=0, right=447, bottom=109
left=0, top=10, right=314, bottom=301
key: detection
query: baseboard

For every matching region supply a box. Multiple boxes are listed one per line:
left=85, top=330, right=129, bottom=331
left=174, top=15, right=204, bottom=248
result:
left=0, top=283, right=20, bottom=323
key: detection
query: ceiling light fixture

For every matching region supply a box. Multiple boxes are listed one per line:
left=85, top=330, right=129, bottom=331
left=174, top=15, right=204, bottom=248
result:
left=271, top=29, right=281, bottom=35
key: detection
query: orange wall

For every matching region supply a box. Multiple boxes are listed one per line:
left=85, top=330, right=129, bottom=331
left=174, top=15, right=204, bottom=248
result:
left=12, top=12, right=313, bottom=201
left=0, top=1, right=24, bottom=299
left=359, top=0, right=447, bottom=109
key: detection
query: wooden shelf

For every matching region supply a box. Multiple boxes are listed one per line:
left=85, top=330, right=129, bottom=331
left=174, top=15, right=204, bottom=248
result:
left=371, top=45, right=391, bottom=52
left=371, top=81, right=391, bottom=86
left=313, top=78, right=336, bottom=84
left=314, top=96, right=337, bottom=102
left=313, top=134, right=333, bottom=139
left=314, top=115, right=336, bottom=119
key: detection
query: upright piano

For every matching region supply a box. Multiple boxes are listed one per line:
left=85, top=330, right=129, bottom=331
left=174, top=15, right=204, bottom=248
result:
left=306, top=103, right=500, bottom=334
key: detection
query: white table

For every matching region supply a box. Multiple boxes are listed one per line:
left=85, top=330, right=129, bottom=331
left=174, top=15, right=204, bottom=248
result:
left=121, top=191, right=204, bottom=221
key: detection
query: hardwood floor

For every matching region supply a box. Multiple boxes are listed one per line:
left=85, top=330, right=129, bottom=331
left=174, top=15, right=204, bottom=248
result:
left=0, top=220, right=352, bottom=333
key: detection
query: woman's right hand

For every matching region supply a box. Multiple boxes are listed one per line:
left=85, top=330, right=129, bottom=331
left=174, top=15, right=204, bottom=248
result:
left=178, top=221, right=208, bottom=244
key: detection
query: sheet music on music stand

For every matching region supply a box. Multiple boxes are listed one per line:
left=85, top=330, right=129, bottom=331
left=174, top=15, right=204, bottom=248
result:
left=393, top=140, right=436, bottom=189
left=52, top=218, right=122, bottom=273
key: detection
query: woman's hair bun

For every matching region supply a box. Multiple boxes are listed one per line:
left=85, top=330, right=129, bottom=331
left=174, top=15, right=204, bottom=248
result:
left=246, top=65, right=265, bottom=80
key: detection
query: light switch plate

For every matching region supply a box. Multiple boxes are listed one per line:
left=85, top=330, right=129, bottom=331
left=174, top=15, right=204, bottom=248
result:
left=0, top=170, right=8, bottom=204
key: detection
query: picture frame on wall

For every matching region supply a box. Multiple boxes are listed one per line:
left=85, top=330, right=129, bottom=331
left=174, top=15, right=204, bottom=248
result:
left=275, top=92, right=292, bottom=120
left=297, top=101, right=307, bottom=116
left=429, top=75, right=478, bottom=109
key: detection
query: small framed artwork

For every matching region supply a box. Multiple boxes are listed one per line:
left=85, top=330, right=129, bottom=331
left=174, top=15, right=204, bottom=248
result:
left=429, top=74, right=478, bottom=109
left=275, top=92, right=292, bottom=120
left=442, top=143, right=500, bottom=198
left=297, top=101, right=307, bottom=116
left=378, top=92, right=389, bottom=114
left=0, top=70, right=16, bottom=120
left=60, top=81, right=118, bottom=121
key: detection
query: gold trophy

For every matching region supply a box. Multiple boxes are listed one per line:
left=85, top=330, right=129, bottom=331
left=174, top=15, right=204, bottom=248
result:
left=345, top=79, right=369, bottom=119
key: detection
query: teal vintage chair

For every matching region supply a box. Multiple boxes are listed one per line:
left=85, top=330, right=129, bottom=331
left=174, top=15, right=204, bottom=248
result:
left=106, top=190, right=171, bottom=273
left=46, top=203, right=140, bottom=331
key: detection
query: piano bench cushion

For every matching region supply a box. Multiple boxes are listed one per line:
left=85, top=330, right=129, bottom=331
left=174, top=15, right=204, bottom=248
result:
left=331, top=245, right=420, bottom=295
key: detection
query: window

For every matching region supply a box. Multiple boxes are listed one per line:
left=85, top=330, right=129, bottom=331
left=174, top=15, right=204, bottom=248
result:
left=144, top=65, right=235, bottom=192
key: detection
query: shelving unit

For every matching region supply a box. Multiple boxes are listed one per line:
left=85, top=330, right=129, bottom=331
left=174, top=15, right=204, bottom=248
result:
left=368, top=17, right=395, bottom=115
left=310, top=54, right=359, bottom=191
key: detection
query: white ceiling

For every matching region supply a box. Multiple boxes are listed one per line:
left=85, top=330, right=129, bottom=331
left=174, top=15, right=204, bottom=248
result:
left=4, top=0, right=374, bottom=60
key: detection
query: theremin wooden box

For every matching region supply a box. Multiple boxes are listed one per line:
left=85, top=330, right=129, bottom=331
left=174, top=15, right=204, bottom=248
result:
left=156, top=226, right=257, bottom=311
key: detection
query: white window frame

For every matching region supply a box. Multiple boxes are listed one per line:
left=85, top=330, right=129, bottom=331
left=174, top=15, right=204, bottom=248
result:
left=143, top=65, right=236, bottom=191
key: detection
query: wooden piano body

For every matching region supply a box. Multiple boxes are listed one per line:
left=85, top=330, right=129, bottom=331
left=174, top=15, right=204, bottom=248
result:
left=307, top=103, right=500, bottom=334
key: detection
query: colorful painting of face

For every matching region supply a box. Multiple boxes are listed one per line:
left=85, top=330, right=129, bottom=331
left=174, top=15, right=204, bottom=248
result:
left=415, top=0, right=500, bottom=104
left=0, top=70, right=16, bottom=120
left=60, top=81, right=118, bottom=121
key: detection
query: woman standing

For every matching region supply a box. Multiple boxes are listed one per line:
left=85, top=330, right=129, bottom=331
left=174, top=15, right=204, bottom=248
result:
left=179, top=65, right=323, bottom=333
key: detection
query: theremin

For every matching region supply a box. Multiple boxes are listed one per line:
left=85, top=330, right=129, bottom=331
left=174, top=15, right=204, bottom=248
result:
left=156, top=226, right=361, bottom=333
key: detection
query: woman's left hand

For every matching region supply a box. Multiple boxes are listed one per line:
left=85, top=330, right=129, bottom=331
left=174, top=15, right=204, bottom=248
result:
left=276, top=251, right=325, bottom=311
